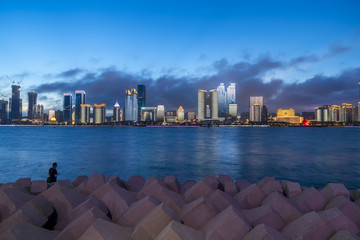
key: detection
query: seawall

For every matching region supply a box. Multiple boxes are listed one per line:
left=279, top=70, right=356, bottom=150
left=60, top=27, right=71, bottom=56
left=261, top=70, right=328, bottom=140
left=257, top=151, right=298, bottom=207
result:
left=0, top=175, right=359, bottom=239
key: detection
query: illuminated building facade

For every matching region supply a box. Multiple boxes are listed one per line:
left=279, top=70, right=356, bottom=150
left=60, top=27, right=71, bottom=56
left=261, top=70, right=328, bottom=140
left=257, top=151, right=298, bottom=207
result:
left=27, top=90, right=37, bottom=119
left=329, top=105, right=340, bottom=122
left=228, top=103, right=237, bottom=118
left=113, top=101, right=120, bottom=122
left=315, top=105, right=330, bottom=122
left=226, top=83, right=236, bottom=106
left=125, top=89, right=138, bottom=121
left=275, top=108, right=303, bottom=124
left=176, top=106, right=185, bottom=122
left=156, top=105, right=165, bottom=121
left=33, top=104, right=44, bottom=120
left=249, top=96, right=266, bottom=122
left=48, top=109, right=56, bottom=121
left=137, top=85, right=146, bottom=121
left=63, top=93, right=72, bottom=123
left=9, top=84, right=22, bottom=120
left=339, top=103, right=355, bottom=123
left=198, top=89, right=218, bottom=121
left=81, top=104, right=90, bottom=124
left=141, top=107, right=157, bottom=121
left=217, top=83, right=226, bottom=117
left=75, top=90, right=86, bottom=124
left=93, top=103, right=106, bottom=124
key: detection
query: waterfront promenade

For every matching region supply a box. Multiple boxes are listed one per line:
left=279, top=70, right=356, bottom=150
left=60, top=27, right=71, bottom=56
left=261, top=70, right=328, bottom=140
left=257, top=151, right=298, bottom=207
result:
left=0, top=174, right=359, bottom=239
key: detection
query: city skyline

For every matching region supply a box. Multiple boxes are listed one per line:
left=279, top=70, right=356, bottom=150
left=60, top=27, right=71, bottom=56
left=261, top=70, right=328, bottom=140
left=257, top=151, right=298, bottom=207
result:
left=1, top=1, right=360, bottom=113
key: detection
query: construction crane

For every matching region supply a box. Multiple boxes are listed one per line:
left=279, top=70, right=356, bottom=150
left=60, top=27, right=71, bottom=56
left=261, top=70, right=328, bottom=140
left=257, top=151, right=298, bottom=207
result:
left=18, top=75, right=25, bottom=85
left=5, top=75, right=15, bottom=84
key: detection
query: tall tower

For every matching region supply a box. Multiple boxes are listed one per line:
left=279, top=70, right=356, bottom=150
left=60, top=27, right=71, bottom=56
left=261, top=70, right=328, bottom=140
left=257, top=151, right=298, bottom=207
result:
left=156, top=105, right=165, bottom=122
left=217, top=83, right=227, bottom=117
left=113, top=101, right=120, bottom=122
left=198, top=90, right=207, bottom=121
left=249, top=96, right=264, bottom=122
left=226, top=83, right=236, bottom=106
left=75, top=90, right=86, bottom=124
left=125, top=90, right=132, bottom=121
left=63, top=93, right=73, bottom=123
left=93, top=103, right=106, bottom=124
left=28, top=90, right=37, bottom=119
left=210, top=89, right=218, bottom=119
left=137, top=85, right=146, bottom=121
left=0, top=98, right=8, bottom=123
left=131, top=88, right=138, bottom=122
left=9, top=84, right=22, bottom=120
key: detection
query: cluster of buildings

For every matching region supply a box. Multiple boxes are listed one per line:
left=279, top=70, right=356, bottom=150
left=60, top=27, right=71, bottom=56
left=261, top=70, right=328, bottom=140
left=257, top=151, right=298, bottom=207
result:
left=1, top=81, right=360, bottom=125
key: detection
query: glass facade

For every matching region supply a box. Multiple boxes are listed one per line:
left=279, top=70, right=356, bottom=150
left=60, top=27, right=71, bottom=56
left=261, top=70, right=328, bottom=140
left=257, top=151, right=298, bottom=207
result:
left=9, top=84, right=22, bottom=120
left=75, top=90, right=86, bottom=124
left=63, top=93, right=72, bottom=123
left=27, top=91, right=37, bottom=119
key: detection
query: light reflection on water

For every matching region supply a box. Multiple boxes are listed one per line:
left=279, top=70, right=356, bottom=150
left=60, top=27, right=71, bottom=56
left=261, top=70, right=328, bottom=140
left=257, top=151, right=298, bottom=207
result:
left=0, top=127, right=359, bottom=189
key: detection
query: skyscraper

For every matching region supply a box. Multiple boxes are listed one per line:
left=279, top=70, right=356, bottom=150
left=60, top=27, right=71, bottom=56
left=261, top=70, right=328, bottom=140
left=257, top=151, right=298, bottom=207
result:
left=75, top=90, right=86, bottom=124
left=27, top=90, right=37, bottom=119
left=63, top=93, right=72, bottom=123
left=226, top=83, right=236, bottom=106
left=156, top=105, right=165, bottom=121
left=125, top=90, right=132, bottom=121
left=0, top=99, right=8, bottom=123
left=80, top=104, right=90, bottom=124
left=198, top=90, right=207, bottom=120
left=249, top=96, right=265, bottom=122
left=217, top=83, right=227, bottom=117
left=131, top=89, right=138, bottom=122
left=137, top=85, right=146, bottom=120
left=33, top=104, right=44, bottom=120
left=125, top=88, right=138, bottom=121
left=113, top=101, right=120, bottom=122
left=9, top=84, right=22, bottom=120
left=229, top=103, right=237, bottom=117
left=48, top=109, right=56, bottom=121
left=93, top=103, right=106, bottom=124
left=210, top=89, right=218, bottom=119
left=177, top=106, right=185, bottom=122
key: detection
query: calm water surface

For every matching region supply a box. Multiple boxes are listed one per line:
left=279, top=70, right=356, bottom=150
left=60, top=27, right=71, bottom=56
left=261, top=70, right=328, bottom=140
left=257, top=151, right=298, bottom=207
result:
left=0, top=126, right=359, bottom=189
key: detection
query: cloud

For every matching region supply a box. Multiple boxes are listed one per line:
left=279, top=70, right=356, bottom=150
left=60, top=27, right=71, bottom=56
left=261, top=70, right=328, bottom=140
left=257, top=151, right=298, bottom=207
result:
left=325, top=40, right=351, bottom=57
left=57, top=68, right=84, bottom=78
left=34, top=54, right=360, bottom=114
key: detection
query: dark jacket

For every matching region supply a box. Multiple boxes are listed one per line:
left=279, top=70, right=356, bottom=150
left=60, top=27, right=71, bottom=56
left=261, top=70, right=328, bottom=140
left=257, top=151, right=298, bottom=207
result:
left=48, top=168, right=57, bottom=183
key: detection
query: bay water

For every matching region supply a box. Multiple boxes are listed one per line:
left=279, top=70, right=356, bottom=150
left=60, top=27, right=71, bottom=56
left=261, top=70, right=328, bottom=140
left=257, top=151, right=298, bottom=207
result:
left=0, top=126, right=359, bottom=189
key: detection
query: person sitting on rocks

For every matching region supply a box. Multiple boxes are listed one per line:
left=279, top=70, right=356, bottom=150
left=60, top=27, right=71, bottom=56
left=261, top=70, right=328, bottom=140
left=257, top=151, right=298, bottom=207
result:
left=48, top=162, right=58, bottom=183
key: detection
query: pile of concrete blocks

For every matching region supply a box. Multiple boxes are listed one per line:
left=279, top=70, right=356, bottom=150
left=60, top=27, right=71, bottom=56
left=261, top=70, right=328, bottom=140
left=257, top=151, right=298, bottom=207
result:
left=0, top=175, right=359, bottom=239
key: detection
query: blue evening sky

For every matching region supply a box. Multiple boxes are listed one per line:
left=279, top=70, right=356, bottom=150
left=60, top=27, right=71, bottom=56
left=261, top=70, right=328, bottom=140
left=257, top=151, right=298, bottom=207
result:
left=0, top=0, right=359, bottom=112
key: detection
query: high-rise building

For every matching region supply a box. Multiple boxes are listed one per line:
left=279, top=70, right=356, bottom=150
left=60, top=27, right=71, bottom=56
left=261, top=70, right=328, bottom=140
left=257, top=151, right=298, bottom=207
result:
left=75, top=90, right=86, bottom=124
left=137, top=85, right=146, bottom=120
left=226, top=83, right=236, bottom=106
left=93, top=103, right=106, bottom=124
left=141, top=107, right=157, bottom=121
left=315, top=106, right=330, bottom=122
left=125, top=89, right=138, bottom=121
left=210, top=90, right=218, bottom=119
left=27, top=90, right=37, bottom=119
left=177, top=106, right=185, bottom=122
left=80, top=104, right=90, bottom=124
left=33, top=104, right=44, bottom=120
left=113, top=101, right=121, bottom=122
left=131, top=89, right=138, bottom=122
left=48, top=109, right=56, bottom=121
left=217, top=83, right=227, bottom=117
left=229, top=103, right=237, bottom=118
left=198, top=90, right=207, bottom=120
left=55, top=110, right=63, bottom=123
left=198, top=89, right=219, bottom=121
left=357, top=102, right=360, bottom=122
left=156, top=105, right=165, bottom=121
left=63, top=93, right=72, bottom=123
left=125, top=90, right=132, bottom=121
left=9, top=84, right=22, bottom=120
left=249, top=96, right=265, bottom=122
left=186, top=112, right=195, bottom=121
left=0, top=99, right=8, bottom=123
left=339, top=103, right=355, bottom=123
left=329, top=105, right=340, bottom=122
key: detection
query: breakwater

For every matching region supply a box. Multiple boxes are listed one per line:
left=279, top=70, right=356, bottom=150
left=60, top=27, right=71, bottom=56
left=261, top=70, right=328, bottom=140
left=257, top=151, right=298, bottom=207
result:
left=0, top=175, right=359, bottom=239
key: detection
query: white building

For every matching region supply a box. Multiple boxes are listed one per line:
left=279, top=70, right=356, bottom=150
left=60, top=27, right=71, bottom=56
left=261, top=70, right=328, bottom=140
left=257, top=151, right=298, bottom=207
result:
left=156, top=105, right=165, bottom=121
left=217, top=83, right=227, bottom=117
